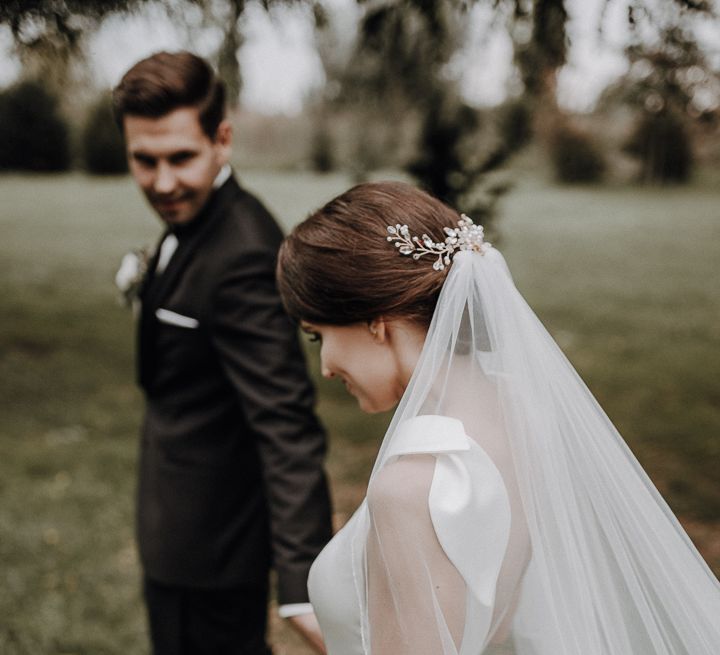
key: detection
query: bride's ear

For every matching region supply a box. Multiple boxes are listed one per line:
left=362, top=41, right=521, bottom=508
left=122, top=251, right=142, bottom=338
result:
left=368, top=318, right=387, bottom=344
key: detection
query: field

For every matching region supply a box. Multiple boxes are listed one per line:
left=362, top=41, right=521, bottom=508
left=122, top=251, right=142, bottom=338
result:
left=1, top=169, right=719, bottom=654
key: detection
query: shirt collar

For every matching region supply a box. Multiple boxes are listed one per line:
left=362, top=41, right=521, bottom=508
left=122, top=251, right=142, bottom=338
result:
left=213, top=164, right=232, bottom=190
left=168, top=165, right=231, bottom=238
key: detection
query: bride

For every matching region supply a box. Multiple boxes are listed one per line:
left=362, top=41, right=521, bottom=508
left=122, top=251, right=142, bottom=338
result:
left=276, top=181, right=720, bottom=655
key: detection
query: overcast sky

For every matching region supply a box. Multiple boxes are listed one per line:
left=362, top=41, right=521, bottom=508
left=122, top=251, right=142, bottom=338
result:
left=0, top=0, right=717, bottom=115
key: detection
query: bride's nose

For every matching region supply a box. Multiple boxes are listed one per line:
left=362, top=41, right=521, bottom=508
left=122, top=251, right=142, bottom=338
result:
left=321, top=361, right=335, bottom=379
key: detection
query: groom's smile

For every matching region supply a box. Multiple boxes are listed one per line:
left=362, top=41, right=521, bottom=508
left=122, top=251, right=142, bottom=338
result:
left=123, top=106, right=232, bottom=225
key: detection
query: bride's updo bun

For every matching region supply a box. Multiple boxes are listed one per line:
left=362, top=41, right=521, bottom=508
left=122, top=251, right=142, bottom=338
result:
left=277, top=181, right=459, bottom=327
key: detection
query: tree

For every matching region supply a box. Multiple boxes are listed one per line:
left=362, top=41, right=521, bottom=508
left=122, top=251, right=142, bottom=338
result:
left=508, top=0, right=714, bottom=112
left=0, top=80, right=70, bottom=171
left=511, top=0, right=568, bottom=131
left=0, top=1, right=158, bottom=119
left=216, top=0, right=245, bottom=108
left=494, top=0, right=716, bottom=184
left=325, top=0, right=458, bottom=179
left=0, top=2, right=149, bottom=76
left=82, top=94, right=128, bottom=174
left=603, top=5, right=719, bottom=183
left=625, top=29, right=701, bottom=182
left=549, top=123, right=606, bottom=183
left=329, top=0, right=508, bottom=223
left=179, top=0, right=248, bottom=108
left=0, top=0, right=305, bottom=111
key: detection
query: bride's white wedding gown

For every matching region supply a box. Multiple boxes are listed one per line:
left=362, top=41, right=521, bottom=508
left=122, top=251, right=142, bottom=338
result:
left=306, top=250, right=720, bottom=655
left=309, top=415, right=529, bottom=655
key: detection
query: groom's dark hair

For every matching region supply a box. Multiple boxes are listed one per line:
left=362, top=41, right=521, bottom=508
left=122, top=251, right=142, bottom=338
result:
left=113, top=51, right=226, bottom=139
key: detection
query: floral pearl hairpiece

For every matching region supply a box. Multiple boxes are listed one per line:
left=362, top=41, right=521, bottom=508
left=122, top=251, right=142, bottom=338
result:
left=386, top=214, right=492, bottom=271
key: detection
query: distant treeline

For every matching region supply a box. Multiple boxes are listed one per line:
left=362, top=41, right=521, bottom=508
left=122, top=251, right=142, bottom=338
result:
left=0, top=81, right=126, bottom=175
left=0, top=77, right=715, bottom=189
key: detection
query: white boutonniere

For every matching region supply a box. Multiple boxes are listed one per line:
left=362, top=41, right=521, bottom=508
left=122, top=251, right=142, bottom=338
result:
left=115, top=247, right=151, bottom=308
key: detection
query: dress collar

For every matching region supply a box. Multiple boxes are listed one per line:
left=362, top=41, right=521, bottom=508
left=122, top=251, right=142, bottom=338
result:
left=385, top=415, right=470, bottom=458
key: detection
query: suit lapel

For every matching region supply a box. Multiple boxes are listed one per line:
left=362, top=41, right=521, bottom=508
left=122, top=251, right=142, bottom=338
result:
left=137, top=178, right=236, bottom=389
left=139, top=230, right=168, bottom=302
left=144, top=180, right=235, bottom=314
left=137, top=229, right=169, bottom=388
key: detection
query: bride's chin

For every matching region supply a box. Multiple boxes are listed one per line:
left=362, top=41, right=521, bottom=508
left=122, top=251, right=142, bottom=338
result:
left=354, top=394, right=377, bottom=414
left=356, top=394, right=395, bottom=415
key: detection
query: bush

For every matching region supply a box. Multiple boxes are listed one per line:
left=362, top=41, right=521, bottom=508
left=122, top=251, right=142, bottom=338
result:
left=0, top=80, right=70, bottom=172
left=309, top=126, right=334, bottom=173
left=82, top=95, right=128, bottom=174
left=625, top=111, right=692, bottom=184
left=549, top=124, right=606, bottom=183
left=498, top=99, right=532, bottom=152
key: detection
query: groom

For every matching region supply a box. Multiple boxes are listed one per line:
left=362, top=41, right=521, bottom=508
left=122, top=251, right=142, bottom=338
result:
left=113, top=52, right=332, bottom=654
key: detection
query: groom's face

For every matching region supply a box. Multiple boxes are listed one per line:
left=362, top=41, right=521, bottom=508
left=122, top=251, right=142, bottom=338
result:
left=124, top=107, right=232, bottom=225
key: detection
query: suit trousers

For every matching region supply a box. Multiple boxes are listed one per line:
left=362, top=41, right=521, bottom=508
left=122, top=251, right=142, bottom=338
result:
left=143, top=577, right=272, bottom=655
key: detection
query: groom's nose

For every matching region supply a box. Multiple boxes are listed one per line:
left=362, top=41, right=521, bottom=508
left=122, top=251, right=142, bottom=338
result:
left=153, top=162, right=177, bottom=194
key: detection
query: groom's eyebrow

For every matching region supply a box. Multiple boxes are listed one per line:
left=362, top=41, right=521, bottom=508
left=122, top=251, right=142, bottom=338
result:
left=169, top=150, right=197, bottom=163
left=130, top=151, right=156, bottom=164
left=130, top=149, right=156, bottom=160
left=129, top=149, right=198, bottom=165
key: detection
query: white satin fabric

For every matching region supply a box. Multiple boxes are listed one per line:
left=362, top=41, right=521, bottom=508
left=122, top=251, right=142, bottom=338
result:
left=309, top=415, right=512, bottom=655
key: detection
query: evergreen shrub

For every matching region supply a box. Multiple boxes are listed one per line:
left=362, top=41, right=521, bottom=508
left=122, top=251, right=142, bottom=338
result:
left=0, top=80, right=70, bottom=172
left=82, top=95, right=128, bottom=174
left=550, top=124, right=606, bottom=183
left=625, top=111, right=692, bottom=183
left=498, top=100, right=532, bottom=152
left=309, top=126, right=334, bottom=173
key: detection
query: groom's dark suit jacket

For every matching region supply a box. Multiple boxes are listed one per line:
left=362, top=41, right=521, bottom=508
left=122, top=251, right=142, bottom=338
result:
left=136, top=175, right=332, bottom=604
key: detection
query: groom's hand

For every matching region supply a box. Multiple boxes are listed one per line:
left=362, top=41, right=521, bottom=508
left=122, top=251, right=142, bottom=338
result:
left=287, top=612, right=326, bottom=654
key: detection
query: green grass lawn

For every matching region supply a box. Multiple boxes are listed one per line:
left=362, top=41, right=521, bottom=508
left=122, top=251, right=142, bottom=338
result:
left=1, top=170, right=718, bottom=654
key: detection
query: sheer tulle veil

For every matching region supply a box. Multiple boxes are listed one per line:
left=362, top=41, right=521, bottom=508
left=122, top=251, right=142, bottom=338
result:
left=350, top=246, right=720, bottom=654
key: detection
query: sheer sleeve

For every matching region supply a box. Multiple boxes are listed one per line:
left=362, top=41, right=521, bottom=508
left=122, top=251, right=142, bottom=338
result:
left=362, top=416, right=514, bottom=655
left=366, top=454, right=467, bottom=655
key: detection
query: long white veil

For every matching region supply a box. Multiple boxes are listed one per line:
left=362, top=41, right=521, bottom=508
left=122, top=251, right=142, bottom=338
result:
left=348, top=247, right=720, bottom=654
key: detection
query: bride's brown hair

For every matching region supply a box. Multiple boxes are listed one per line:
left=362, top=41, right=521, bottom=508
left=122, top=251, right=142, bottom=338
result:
left=277, top=181, right=459, bottom=327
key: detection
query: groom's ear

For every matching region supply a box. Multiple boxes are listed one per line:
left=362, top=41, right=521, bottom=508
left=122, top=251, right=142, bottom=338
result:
left=213, top=119, right=233, bottom=164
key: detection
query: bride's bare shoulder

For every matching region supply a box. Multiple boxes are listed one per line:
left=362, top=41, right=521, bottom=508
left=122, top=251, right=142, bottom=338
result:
left=367, top=454, right=436, bottom=517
